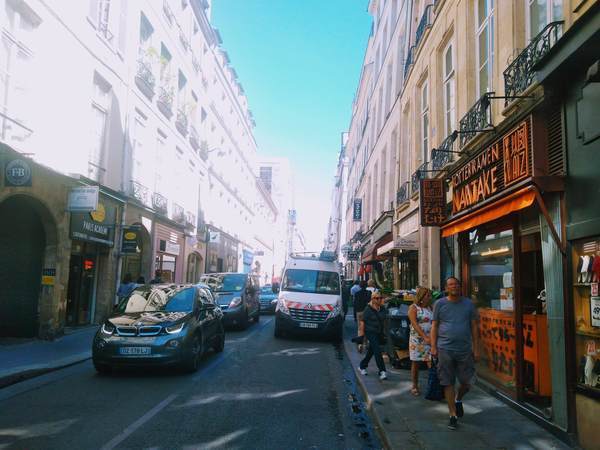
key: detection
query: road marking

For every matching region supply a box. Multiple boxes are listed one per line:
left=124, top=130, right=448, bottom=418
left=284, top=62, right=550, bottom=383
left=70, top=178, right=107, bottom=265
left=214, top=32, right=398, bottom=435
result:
left=100, top=394, right=177, bottom=450
left=100, top=317, right=274, bottom=448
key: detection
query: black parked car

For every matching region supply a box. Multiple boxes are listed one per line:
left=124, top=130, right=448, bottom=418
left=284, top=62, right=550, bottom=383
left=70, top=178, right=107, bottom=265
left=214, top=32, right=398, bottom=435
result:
left=199, top=273, right=260, bottom=328
left=92, top=283, right=224, bottom=374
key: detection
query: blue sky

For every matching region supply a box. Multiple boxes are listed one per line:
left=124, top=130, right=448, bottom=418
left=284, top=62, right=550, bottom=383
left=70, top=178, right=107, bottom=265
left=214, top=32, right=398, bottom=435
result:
left=212, top=0, right=372, bottom=250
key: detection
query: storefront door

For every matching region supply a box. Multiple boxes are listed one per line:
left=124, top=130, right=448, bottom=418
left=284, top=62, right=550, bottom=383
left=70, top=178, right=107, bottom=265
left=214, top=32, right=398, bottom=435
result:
left=66, top=242, right=98, bottom=326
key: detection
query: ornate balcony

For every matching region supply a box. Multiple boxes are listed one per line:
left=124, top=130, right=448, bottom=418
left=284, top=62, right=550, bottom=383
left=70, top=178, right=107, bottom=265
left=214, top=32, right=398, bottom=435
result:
left=179, top=30, right=190, bottom=52
left=185, top=211, right=196, bottom=228
left=415, top=4, right=433, bottom=49
left=189, top=126, right=200, bottom=151
left=503, top=21, right=563, bottom=107
left=130, top=180, right=149, bottom=204
left=135, top=58, right=155, bottom=100
left=458, top=93, right=493, bottom=148
left=396, top=182, right=410, bottom=206
left=431, top=134, right=455, bottom=171
left=411, top=163, right=428, bottom=196
left=152, top=192, right=168, bottom=215
left=157, top=86, right=174, bottom=119
left=175, top=109, right=188, bottom=136
left=172, top=203, right=185, bottom=224
left=162, top=0, right=174, bottom=26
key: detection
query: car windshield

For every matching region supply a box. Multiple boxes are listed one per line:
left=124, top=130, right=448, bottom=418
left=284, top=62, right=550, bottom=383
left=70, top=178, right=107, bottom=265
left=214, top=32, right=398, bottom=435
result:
left=117, top=286, right=195, bottom=313
left=199, top=274, right=246, bottom=292
left=282, top=269, right=340, bottom=294
left=260, top=286, right=274, bottom=294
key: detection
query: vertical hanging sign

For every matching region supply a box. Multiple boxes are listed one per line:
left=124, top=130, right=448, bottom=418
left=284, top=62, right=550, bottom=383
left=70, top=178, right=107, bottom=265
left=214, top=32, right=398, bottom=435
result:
left=420, top=179, right=446, bottom=226
left=353, top=199, right=362, bottom=222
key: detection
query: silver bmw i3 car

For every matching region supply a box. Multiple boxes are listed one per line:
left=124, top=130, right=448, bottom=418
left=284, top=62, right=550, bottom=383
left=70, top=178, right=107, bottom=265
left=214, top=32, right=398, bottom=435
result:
left=92, top=283, right=224, bottom=373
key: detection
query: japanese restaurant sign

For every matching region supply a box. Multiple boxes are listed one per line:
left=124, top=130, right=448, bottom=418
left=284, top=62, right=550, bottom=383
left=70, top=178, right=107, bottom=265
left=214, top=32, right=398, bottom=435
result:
left=450, top=119, right=531, bottom=215
left=420, top=179, right=446, bottom=226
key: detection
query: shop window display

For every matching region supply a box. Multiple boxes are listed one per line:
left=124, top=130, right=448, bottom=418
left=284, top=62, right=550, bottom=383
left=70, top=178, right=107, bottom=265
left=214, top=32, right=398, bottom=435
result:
left=469, top=227, right=517, bottom=393
left=573, top=238, right=600, bottom=393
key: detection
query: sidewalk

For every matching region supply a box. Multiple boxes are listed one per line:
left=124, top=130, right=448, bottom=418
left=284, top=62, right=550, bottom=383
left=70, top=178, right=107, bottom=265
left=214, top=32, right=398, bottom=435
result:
left=0, top=326, right=97, bottom=388
left=342, top=319, right=573, bottom=450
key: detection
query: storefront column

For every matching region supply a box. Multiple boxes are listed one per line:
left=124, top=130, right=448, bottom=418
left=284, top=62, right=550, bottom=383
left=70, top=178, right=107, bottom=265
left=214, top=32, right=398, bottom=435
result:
left=392, top=255, right=400, bottom=290
left=539, top=192, right=568, bottom=430
left=428, top=227, right=441, bottom=290
left=419, top=227, right=429, bottom=287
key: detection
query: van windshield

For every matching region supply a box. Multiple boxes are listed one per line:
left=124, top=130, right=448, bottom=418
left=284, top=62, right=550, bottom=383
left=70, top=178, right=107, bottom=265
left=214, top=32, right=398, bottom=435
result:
left=282, top=269, right=340, bottom=294
left=199, top=274, right=246, bottom=292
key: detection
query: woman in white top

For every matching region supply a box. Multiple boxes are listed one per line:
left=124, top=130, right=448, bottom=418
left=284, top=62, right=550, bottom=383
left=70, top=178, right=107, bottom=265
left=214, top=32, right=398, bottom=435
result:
left=408, top=286, right=434, bottom=396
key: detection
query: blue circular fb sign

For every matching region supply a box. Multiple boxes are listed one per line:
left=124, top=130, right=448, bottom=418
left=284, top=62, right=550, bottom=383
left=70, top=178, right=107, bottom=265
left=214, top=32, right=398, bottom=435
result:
left=5, top=159, right=32, bottom=186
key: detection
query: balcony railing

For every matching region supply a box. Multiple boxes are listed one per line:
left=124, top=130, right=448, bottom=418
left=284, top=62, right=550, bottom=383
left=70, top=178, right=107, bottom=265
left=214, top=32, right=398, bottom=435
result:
left=130, top=180, right=149, bottom=204
left=192, top=54, right=201, bottom=73
left=404, top=46, right=414, bottom=81
left=175, top=109, right=188, bottom=136
left=396, top=181, right=410, bottom=205
left=431, top=134, right=455, bottom=171
left=179, top=30, right=190, bottom=52
left=135, top=58, right=155, bottom=100
left=173, top=203, right=185, bottom=224
left=185, top=211, right=196, bottom=228
left=152, top=192, right=168, bottom=214
left=415, top=4, right=433, bottom=49
left=411, top=163, right=428, bottom=195
left=458, top=92, right=493, bottom=148
left=189, top=126, right=200, bottom=151
left=157, top=85, right=174, bottom=119
left=163, top=0, right=174, bottom=26
left=503, top=21, right=563, bottom=107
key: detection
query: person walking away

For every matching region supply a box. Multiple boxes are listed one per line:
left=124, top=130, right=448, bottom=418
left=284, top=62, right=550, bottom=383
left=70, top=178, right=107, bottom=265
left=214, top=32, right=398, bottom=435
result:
left=350, top=280, right=361, bottom=321
left=150, top=270, right=163, bottom=284
left=366, top=279, right=376, bottom=293
left=408, top=286, right=434, bottom=396
left=117, top=273, right=137, bottom=305
left=430, top=277, right=479, bottom=430
left=354, top=281, right=371, bottom=347
left=359, top=291, right=388, bottom=380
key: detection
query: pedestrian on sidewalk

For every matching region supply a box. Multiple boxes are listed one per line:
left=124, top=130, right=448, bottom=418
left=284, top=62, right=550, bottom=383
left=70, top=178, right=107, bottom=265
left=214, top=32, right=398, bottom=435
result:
left=430, top=277, right=479, bottom=430
left=366, top=278, right=376, bottom=293
left=117, top=273, right=137, bottom=303
left=350, top=280, right=361, bottom=321
left=354, top=281, right=371, bottom=350
left=408, top=286, right=434, bottom=396
left=359, top=291, right=388, bottom=380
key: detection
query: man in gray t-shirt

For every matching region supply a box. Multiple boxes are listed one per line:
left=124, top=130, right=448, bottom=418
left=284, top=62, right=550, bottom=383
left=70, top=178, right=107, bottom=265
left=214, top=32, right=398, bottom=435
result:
left=431, top=277, right=479, bottom=430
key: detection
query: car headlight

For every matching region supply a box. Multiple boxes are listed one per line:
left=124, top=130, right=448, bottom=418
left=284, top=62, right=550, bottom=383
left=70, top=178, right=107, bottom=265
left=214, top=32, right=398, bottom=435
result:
left=165, top=323, right=185, bottom=334
left=229, top=297, right=242, bottom=308
left=327, top=303, right=342, bottom=319
left=276, top=298, right=290, bottom=315
left=101, top=322, right=115, bottom=335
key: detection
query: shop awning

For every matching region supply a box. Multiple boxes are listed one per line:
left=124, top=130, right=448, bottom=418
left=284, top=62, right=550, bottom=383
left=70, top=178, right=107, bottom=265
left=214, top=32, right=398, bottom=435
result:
left=362, top=233, right=393, bottom=262
left=441, top=187, right=536, bottom=237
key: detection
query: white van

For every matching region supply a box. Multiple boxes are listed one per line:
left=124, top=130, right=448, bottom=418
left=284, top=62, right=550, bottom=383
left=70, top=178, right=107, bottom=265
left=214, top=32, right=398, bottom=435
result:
left=274, top=251, right=343, bottom=341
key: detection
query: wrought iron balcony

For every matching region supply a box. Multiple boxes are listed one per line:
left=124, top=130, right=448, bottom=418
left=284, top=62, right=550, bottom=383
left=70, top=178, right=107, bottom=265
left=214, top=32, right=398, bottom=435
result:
left=503, top=21, right=563, bottom=107
left=152, top=192, right=168, bottom=214
left=396, top=182, right=410, bottom=206
left=431, top=134, right=455, bottom=171
left=411, top=163, right=428, bottom=195
left=157, top=86, right=174, bottom=119
left=185, top=211, right=196, bottom=228
left=404, top=46, right=414, bottom=81
left=172, top=203, right=185, bottom=224
left=189, top=126, right=200, bottom=151
left=179, top=30, right=190, bottom=52
left=135, top=58, right=155, bottom=100
left=415, top=4, right=433, bottom=49
left=458, top=92, right=493, bottom=148
left=175, top=109, right=188, bottom=136
left=130, top=180, right=149, bottom=204
left=163, top=0, right=174, bottom=26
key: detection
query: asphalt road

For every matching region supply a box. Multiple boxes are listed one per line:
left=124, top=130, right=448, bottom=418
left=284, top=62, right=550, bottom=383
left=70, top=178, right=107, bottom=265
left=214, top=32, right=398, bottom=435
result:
left=0, top=315, right=380, bottom=450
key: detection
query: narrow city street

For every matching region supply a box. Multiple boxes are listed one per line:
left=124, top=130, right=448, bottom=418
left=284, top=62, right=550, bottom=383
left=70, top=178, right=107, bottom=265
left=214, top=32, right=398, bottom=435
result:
left=0, top=318, right=379, bottom=450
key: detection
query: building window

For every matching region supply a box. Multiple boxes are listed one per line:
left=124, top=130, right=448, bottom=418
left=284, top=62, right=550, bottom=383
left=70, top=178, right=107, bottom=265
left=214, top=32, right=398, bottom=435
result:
left=476, top=0, right=494, bottom=98
left=139, top=13, right=154, bottom=55
left=177, top=70, right=187, bottom=111
left=89, top=73, right=111, bottom=181
left=526, top=0, right=563, bottom=40
left=420, top=82, right=429, bottom=163
left=443, top=42, right=456, bottom=137
left=89, top=0, right=114, bottom=41
left=160, top=43, right=172, bottom=85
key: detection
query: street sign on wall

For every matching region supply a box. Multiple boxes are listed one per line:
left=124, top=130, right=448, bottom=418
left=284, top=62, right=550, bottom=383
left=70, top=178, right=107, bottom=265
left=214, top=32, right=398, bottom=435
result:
left=353, top=199, right=362, bottom=221
left=4, top=158, right=32, bottom=186
left=68, top=186, right=99, bottom=212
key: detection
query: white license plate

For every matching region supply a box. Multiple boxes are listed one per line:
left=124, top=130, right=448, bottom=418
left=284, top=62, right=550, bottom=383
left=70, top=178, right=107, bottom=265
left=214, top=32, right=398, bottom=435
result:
left=119, top=347, right=151, bottom=355
left=299, top=322, right=318, bottom=329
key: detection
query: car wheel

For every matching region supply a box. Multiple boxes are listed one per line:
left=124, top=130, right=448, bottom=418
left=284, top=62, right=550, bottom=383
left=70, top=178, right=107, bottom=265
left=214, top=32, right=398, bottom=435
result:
left=94, top=361, right=112, bottom=375
left=183, top=335, right=202, bottom=373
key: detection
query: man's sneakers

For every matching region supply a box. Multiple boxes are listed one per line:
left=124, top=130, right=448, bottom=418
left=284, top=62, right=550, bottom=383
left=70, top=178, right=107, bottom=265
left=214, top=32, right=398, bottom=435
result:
left=455, top=401, right=464, bottom=418
left=359, top=368, right=368, bottom=376
left=379, top=371, right=387, bottom=380
left=448, top=416, right=458, bottom=430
